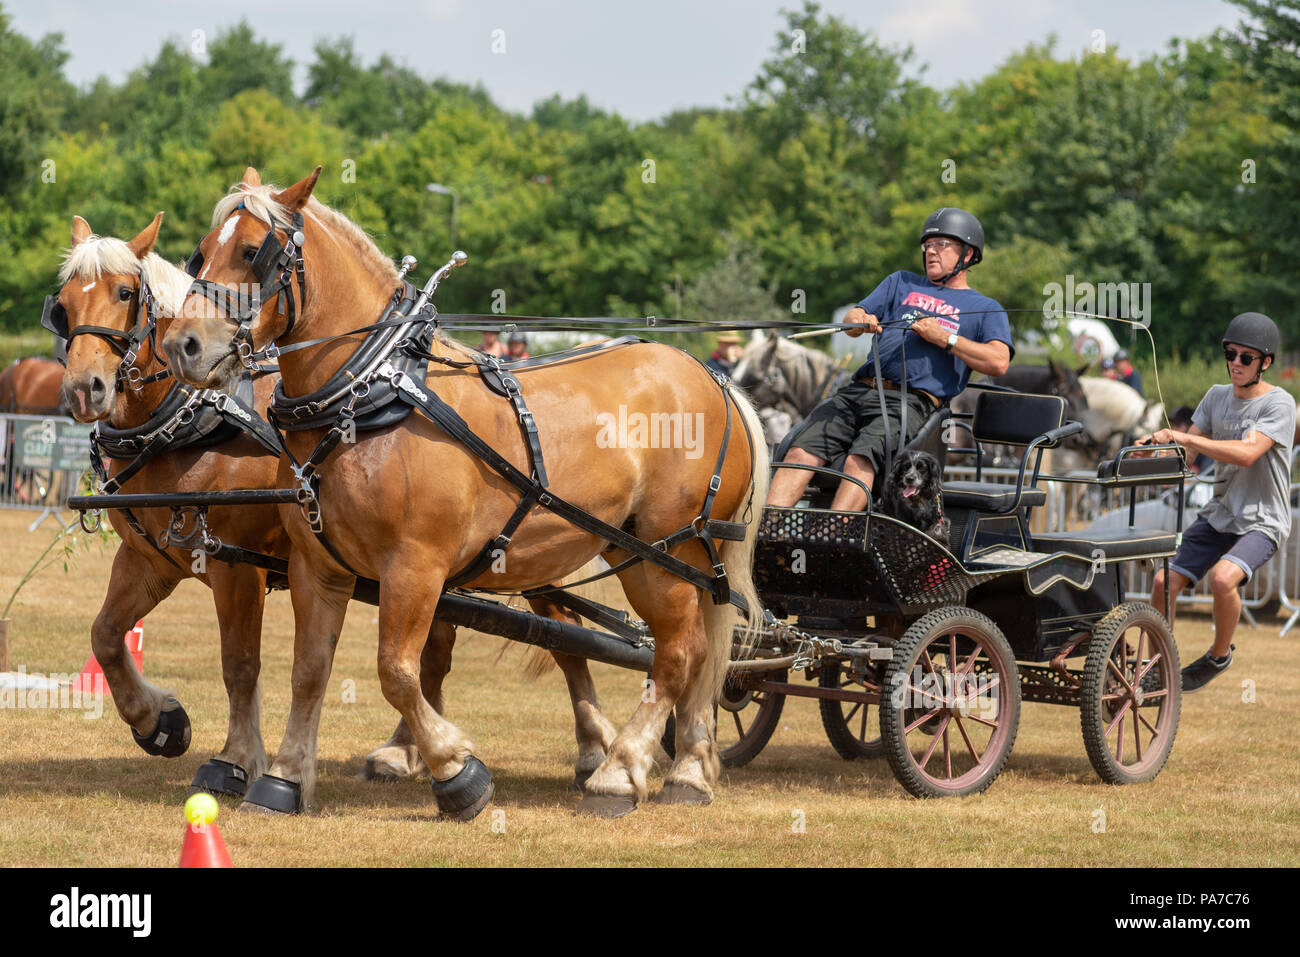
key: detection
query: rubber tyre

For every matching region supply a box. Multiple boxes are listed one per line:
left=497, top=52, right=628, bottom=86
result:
left=818, top=659, right=885, bottom=759
left=1080, top=602, right=1180, bottom=784
left=880, top=606, right=1020, bottom=798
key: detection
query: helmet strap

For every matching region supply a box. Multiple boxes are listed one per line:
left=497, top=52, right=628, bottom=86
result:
left=929, top=244, right=974, bottom=286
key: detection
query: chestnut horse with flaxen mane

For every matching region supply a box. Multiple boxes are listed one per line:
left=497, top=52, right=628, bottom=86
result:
left=163, top=167, right=769, bottom=819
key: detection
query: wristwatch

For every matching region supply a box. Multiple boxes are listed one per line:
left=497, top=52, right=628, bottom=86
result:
left=945, top=332, right=959, bottom=352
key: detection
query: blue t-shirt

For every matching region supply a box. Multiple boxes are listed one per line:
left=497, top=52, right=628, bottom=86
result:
left=851, top=271, right=1014, bottom=400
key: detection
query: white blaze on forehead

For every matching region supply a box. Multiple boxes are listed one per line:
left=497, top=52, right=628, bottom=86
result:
left=81, top=281, right=96, bottom=292
left=198, top=213, right=242, bottom=280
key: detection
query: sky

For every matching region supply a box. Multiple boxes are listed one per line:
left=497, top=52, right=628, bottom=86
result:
left=7, top=0, right=1248, bottom=122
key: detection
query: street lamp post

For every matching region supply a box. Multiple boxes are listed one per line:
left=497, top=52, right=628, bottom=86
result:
left=426, top=182, right=459, bottom=251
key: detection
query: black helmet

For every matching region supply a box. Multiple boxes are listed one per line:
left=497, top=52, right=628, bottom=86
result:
left=920, top=207, right=984, bottom=266
left=508, top=332, right=527, bottom=345
left=1222, top=312, right=1279, bottom=358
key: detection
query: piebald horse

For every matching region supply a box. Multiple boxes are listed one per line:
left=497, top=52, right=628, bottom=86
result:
left=55, top=214, right=628, bottom=795
left=163, top=167, right=769, bottom=818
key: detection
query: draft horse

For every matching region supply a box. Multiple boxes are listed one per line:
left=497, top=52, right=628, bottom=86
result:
left=163, top=167, right=770, bottom=818
left=53, top=213, right=625, bottom=797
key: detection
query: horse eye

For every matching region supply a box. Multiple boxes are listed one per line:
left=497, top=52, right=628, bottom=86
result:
left=242, top=247, right=257, bottom=263
left=118, top=286, right=133, bottom=302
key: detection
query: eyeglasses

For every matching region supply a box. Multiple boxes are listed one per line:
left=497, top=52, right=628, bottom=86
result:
left=1223, top=348, right=1262, bottom=366
left=921, top=238, right=962, bottom=253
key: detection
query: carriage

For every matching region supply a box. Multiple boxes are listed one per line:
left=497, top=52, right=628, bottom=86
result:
left=54, top=181, right=1188, bottom=810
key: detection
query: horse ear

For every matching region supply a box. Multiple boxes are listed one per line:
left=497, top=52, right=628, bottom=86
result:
left=240, top=167, right=262, bottom=187
left=71, top=216, right=92, bottom=246
left=126, top=212, right=164, bottom=259
left=1046, top=357, right=1062, bottom=379
left=273, top=166, right=323, bottom=211
left=1076, top=361, right=1092, bottom=377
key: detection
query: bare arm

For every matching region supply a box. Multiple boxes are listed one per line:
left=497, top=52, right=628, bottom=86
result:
left=909, top=316, right=1010, bottom=376
left=1140, top=423, right=1276, bottom=468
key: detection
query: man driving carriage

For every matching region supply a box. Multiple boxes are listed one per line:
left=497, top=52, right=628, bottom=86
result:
left=766, top=207, right=1013, bottom=510
left=1142, top=312, right=1295, bottom=693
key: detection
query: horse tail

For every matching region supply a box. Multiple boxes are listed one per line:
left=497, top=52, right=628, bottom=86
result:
left=702, top=382, right=771, bottom=698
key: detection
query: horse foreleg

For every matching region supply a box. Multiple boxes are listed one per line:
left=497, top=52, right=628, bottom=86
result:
left=524, top=595, right=618, bottom=791
left=93, top=545, right=184, bottom=756
left=241, top=553, right=351, bottom=813
left=376, top=567, right=490, bottom=821
left=197, top=562, right=270, bottom=795
left=360, top=619, right=455, bottom=781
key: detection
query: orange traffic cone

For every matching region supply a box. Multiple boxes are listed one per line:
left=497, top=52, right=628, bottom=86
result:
left=70, top=620, right=144, bottom=696
left=179, top=794, right=233, bottom=868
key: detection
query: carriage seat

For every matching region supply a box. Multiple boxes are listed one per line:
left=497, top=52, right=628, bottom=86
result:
left=941, top=390, right=1078, bottom=516
left=1031, top=528, right=1178, bottom=560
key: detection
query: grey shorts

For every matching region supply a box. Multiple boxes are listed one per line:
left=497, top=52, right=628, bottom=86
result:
left=1169, top=516, right=1278, bottom=585
left=790, top=379, right=934, bottom=474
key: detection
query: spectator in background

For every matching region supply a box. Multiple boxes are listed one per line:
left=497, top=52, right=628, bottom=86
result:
left=1102, top=350, right=1144, bottom=396
left=477, top=330, right=508, bottom=358
left=506, top=332, right=530, bottom=360
left=706, top=333, right=743, bottom=378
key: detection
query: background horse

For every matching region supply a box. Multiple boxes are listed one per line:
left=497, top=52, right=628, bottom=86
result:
left=731, top=331, right=850, bottom=448
left=0, top=356, right=66, bottom=414
left=950, top=359, right=1091, bottom=466
left=164, top=166, right=769, bottom=819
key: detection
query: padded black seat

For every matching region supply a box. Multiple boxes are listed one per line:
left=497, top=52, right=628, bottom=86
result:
left=943, top=481, right=1046, bottom=511
left=1032, top=528, right=1177, bottom=560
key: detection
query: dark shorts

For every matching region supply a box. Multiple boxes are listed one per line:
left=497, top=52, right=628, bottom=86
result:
left=1169, top=516, right=1278, bottom=585
left=790, top=379, right=935, bottom=475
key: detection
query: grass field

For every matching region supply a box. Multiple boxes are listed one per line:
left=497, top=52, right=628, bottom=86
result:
left=1, top=507, right=1298, bottom=868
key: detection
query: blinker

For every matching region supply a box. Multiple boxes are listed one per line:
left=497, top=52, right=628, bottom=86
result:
left=185, top=243, right=205, bottom=278
left=41, top=295, right=69, bottom=340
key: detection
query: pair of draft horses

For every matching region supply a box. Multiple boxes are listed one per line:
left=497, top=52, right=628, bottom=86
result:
left=54, top=166, right=770, bottom=819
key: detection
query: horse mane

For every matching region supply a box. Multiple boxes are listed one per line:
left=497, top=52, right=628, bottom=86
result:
left=58, top=238, right=193, bottom=318
left=212, top=182, right=399, bottom=284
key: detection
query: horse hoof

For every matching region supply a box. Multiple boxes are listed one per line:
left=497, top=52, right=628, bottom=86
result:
left=570, top=768, right=594, bottom=793
left=241, top=774, right=303, bottom=814
left=431, top=756, right=493, bottom=821
left=189, top=758, right=250, bottom=797
left=131, top=701, right=191, bottom=758
left=653, top=783, right=712, bottom=806
left=575, top=793, right=637, bottom=818
left=359, top=757, right=402, bottom=782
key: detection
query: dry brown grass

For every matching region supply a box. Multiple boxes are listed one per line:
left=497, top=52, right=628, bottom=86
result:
left=2, top=508, right=1298, bottom=867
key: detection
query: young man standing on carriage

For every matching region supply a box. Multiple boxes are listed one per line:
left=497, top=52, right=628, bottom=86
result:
left=767, top=208, right=1013, bottom=510
left=1142, top=313, right=1295, bottom=693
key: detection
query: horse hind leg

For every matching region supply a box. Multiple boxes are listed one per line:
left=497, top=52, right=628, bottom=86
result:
left=522, top=594, right=618, bottom=791
left=360, top=619, right=454, bottom=781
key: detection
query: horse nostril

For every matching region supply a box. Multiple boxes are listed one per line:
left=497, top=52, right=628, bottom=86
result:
left=181, top=334, right=201, bottom=361
left=89, top=376, right=106, bottom=403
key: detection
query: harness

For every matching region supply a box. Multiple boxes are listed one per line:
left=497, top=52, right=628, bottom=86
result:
left=86, top=374, right=288, bottom=578
left=240, top=240, right=754, bottom=610
left=42, top=273, right=170, bottom=391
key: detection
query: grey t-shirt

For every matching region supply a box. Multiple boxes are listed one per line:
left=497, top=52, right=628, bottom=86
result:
left=1193, top=384, right=1295, bottom=545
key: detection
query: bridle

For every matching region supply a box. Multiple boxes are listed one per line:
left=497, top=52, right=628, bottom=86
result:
left=41, top=273, right=165, bottom=391
left=184, top=204, right=307, bottom=370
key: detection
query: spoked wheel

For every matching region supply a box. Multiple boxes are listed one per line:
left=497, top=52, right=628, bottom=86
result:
left=714, top=669, right=786, bottom=767
left=1080, top=602, right=1180, bottom=784
left=880, top=607, right=1021, bottom=798
left=818, top=659, right=884, bottom=759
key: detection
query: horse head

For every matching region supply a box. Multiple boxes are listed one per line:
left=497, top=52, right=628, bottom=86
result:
left=55, top=212, right=185, bottom=425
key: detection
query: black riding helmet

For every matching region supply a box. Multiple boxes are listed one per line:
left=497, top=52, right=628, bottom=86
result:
left=920, top=207, right=984, bottom=283
left=1222, top=312, right=1280, bottom=386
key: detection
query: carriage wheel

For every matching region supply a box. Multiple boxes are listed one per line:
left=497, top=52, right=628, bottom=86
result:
left=714, top=670, right=786, bottom=767
left=1080, top=602, right=1180, bottom=784
left=818, top=659, right=884, bottom=759
left=880, top=607, right=1020, bottom=798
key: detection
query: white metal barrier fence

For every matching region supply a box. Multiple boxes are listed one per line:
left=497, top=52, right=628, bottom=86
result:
left=1, top=413, right=93, bottom=530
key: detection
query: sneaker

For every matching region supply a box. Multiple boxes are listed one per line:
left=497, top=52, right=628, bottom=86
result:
left=1181, top=645, right=1235, bottom=694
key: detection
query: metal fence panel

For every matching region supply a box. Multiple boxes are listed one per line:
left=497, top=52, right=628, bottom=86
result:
left=1, top=413, right=92, bottom=529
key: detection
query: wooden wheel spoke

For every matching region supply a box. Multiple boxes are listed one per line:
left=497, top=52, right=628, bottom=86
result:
left=1106, top=657, right=1135, bottom=693
left=1136, top=709, right=1160, bottom=737
left=1104, top=698, right=1132, bottom=738
left=961, top=711, right=999, bottom=729
left=857, top=703, right=869, bottom=741
left=918, top=714, right=952, bottom=768
left=731, top=710, right=744, bottom=737
left=907, top=683, right=945, bottom=708
left=905, top=706, right=944, bottom=734
left=844, top=701, right=863, bottom=725
left=943, top=722, right=952, bottom=778
left=1114, top=711, right=1125, bottom=763
left=952, top=712, right=983, bottom=765
left=1133, top=652, right=1163, bottom=686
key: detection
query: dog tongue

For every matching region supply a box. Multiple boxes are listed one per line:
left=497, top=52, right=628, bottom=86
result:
left=902, top=486, right=918, bottom=498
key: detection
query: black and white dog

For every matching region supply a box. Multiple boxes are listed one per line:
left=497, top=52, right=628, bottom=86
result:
left=881, top=450, right=950, bottom=547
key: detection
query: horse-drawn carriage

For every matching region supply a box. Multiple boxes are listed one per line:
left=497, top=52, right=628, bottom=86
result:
left=52, top=173, right=1189, bottom=814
